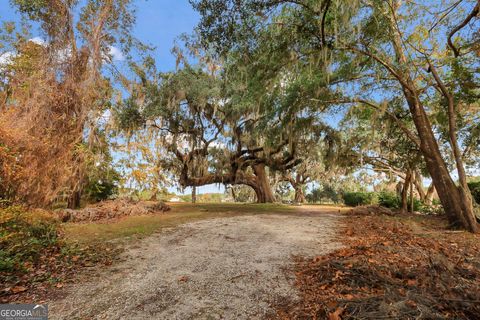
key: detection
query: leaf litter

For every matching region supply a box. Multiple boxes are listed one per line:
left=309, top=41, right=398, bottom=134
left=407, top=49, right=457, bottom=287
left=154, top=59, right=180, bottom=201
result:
left=275, top=208, right=480, bottom=319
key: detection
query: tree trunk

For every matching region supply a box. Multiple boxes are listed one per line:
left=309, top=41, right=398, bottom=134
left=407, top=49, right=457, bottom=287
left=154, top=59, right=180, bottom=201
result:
left=373, top=4, right=479, bottom=232
left=294, top=185, right=306, bottom=203
left=230, top=186, right=237, bottom=202
left=149, top=190, right=158, bottom=201
left=409, top=176, right=414, bottom=213
left=401, top=170, right=412, bottom=213
left=413, top=170, right=426, bottom=201
left=425, top=183, right=435, bottom=205
left=67, top=190, right=81, bottom=209
left=396, top=181, right=403, bottom=198
left=414, top=108, right=477, bottom=230
left=405, top=95, right=478, bottom=231
left=192, top=186, right=196, bottom=204
left=252, top=164, right=275, bottom=203
left=386, top=6, right=478, bottom=232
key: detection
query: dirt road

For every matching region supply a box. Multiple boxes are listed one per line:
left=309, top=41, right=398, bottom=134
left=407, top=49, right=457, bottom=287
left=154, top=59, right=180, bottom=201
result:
left=50, top=208, right=343, bottom=319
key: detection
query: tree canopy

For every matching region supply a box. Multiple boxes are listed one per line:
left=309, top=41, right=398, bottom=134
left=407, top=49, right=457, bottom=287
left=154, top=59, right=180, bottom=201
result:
left=188, top=0, right=480, bottom=231
left=0, top=0, right=479, bottom=232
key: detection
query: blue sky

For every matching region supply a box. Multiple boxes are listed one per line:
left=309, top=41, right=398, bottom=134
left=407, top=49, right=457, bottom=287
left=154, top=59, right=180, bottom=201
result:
left=133, top=0, right=199, bottom=71
left=2, top=0, right=224, bottom=195
left=131, top=1, right=224, bottom=194
left=1, top=0, right=199, bottom=71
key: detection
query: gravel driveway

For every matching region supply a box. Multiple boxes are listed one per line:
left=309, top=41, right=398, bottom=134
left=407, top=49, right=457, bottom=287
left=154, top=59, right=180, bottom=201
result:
left=50, top=210, right=343, bottom=319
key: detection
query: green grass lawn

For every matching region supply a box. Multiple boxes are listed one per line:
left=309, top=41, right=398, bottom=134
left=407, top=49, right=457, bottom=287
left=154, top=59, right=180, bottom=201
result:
left=63, top=202, right=294, bottom=244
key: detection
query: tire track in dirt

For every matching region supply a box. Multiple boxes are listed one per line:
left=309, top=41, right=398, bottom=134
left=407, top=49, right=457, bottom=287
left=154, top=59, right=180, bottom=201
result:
left=50, top=209, right=343, bottom=319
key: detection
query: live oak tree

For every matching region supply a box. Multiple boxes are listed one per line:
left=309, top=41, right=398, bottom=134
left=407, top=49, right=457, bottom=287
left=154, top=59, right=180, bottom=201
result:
left=280, top=126, right=340, bottom=203
left=116, top=54, right=335, bottom=202
left=191, top=0, right=480, bottom=232
left=117, top=65, right=290, bottom=203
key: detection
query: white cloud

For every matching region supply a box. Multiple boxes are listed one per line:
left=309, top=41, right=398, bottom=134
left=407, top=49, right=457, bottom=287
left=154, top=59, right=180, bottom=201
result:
left=108, top=46, right=125, bottom=61
left=0, top=38, right=45, bottom=67
left=0, top=51, right=15, bottom=65
left=29, top=37, right=46, bottom=46
left=210, top=141, right=225, bottom=149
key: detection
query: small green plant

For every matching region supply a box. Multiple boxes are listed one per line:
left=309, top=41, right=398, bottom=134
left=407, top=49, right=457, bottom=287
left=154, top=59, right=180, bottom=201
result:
left=0, top=206, right=59, bottom=272
left=342, top=192, right=376, bottom=206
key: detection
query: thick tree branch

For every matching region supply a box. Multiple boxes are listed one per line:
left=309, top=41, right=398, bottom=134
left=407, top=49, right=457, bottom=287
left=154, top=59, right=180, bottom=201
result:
left=447, top=0, right=480, bottom=57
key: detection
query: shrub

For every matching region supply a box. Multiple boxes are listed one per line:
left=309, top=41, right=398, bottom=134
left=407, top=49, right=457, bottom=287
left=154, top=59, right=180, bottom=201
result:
left=84, top=167, right=120, bottom=203
left=343, top=192, right=376, bottom=206
left=306, top=188, right=321, bottom=203
left=307, top=185, right=342, bottom=204
left=0, top=206, right=59, bottom=272
left=378, top=192, right=424, bottom=212
left=378, top=192, right=401, bottom=209
left=84, top=178, right=118, bottom=202
left=467, top=181, right=480, bottom=204
left=408, top=197, right=423, bottom=212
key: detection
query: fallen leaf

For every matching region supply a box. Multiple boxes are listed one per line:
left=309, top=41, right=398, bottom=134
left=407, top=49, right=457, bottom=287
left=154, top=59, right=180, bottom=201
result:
left=328, top=307, right=344, bottom=320
left=406, top=300, right=417, bottom=308
left=407, top=279, right=416, bottom=286
left=11, top=286, right=28, bottom=293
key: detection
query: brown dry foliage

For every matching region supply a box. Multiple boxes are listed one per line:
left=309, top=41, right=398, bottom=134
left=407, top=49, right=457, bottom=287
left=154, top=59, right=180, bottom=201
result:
left=0, top=0, right=120, bottom=207
left=57, top=198, right=171, bottom=223
left=276, top=211, right=480, bottom=319
left=0, top=41, right=93, bottom=206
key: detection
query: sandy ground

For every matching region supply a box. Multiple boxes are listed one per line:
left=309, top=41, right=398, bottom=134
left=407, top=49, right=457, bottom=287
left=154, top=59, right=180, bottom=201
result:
left=50, top=208, right=343, bottom=319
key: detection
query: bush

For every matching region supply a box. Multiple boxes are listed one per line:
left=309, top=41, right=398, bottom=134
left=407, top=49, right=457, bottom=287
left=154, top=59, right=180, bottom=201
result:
left=306, top=188, right=322, bottom=203
left=83, top=156, right=121, bottom=203
left=0, top=206, right=59, bottom=272
left=378, top=192, right=401, bottom=209
left=84, top=167, right=120, bottom=203
left=343, top=192, right=376, bottom=206
left=378, top=192, right=424, bottom=212
left=307, top=185, right=341, bottom=204
left=84, top=178, right=118, bottom=202
left=467, top=181, right=480, bottom=204
left=408, top=197, right=423, bottom=212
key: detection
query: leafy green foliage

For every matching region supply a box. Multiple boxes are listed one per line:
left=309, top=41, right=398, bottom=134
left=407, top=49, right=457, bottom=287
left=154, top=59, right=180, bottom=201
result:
left=84, top=170, right=120, bottom=203
left=10, top=0, right=48, bottom=21
left=114, top=98, right=145, bottom=132
left=306, top=188, right=322, bottom=203
left=343, top=192, right=376, bottom=207
left=0, top=206, right=58, bottom=272
left=307, top=185, right=341, bottom=204
left=82, top=132, right=121, bottom=203
left=378, top=192, right=401, bottom=209
left=408, top=197, right=424, bottom=212
left=467, top=181, right=480, bottom=205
